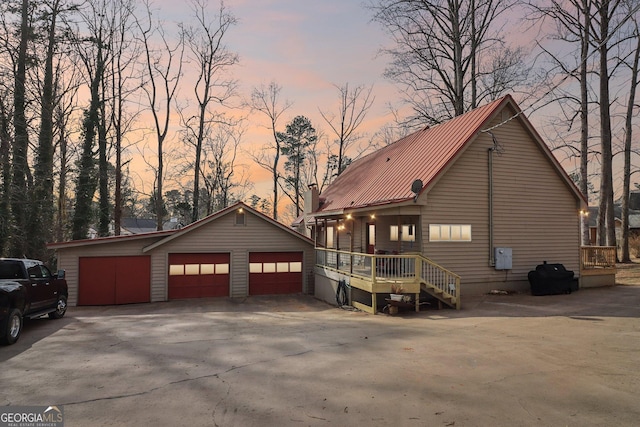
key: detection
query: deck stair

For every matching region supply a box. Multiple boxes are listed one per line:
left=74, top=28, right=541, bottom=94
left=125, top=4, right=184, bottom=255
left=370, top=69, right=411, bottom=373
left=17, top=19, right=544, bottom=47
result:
left=418, top=256, right=461, bottom=310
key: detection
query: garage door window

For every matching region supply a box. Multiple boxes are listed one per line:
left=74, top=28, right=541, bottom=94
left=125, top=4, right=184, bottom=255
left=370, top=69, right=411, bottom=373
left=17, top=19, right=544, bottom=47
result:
left=169, top=262, right=230, bottom=275
left=169, top=265, right=185, bottom=275
left=200, top=264, right=214, bottom=274
left=185, top=264, right=200, bottom=275
left=250, top=261, right=302, bottom=274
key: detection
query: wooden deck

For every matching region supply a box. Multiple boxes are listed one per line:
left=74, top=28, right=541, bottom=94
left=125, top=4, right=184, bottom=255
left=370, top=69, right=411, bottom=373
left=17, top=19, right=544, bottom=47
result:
left=579, top=246, right=616, bottom=287
left=315, top=248, right=460, bottom=313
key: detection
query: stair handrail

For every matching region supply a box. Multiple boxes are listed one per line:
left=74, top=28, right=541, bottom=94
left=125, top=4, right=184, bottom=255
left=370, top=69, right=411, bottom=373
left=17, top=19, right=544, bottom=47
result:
left=418, top=255, right=461, bottom=310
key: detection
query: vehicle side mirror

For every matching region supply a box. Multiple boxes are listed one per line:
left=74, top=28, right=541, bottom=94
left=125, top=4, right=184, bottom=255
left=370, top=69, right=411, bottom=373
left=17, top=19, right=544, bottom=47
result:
left=57, top=269, right=66, bottom=279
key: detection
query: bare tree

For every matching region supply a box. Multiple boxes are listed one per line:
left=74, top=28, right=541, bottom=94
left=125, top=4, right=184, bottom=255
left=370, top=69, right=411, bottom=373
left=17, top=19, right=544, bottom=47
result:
left=370, top=0, right=528, bottom=126
left=108, top=0, right=140, bottom=235
left=620, top=14, right=640, bottom=262
left=28, top=0, right=81, bottom=258
left=71, top=0, right=112, bottom=240
left=593, top=0, right=630, bottom=249
left=527, top=0, right=594, bottom=245
left=183, top=0, right=238, bottom=223
left=249, top=81, right=292, bottom=220
left=0, top=92, right=11, bottom=253
left=137, top=0, right=184, bottom=230
left=199, top=119, right=247, bottom=214
left=319, top=83, right=374, bottom=176
left=10, top=0, right=31, bottom=255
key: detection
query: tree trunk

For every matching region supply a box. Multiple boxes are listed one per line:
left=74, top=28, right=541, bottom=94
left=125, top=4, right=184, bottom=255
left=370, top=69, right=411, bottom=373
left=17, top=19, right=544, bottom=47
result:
left=620, top=27, right=640, bottom=262
left=55, top=108, right=68, bottom=242
left=0, top=99, right=11, bottom=253
left=579, top=0, right=591, bottom=246
left=72, top=42, right=103, bottom=240
left=30, top=0, right=59, bottom=260
left=98, top=75, right=109, bottom=237
left=10, top=0, right=31, bottom=257
left=596, top=2, right=616, bottom=252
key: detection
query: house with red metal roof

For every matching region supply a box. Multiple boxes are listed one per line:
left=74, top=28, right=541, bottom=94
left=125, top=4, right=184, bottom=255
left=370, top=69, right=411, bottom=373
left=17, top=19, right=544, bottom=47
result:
left=303, top=95, right=587, bottom=313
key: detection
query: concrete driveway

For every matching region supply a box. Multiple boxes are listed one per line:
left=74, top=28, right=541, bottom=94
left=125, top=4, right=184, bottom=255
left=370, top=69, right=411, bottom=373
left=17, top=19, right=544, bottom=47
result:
left=1, top=285, right=639, bottom=427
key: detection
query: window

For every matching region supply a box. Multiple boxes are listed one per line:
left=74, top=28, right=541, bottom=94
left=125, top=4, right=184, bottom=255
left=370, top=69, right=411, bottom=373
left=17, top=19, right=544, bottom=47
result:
left=235, top=210, right=245, bottom=225
left=185, top=264, right=200, bottom=275
left=390, top=224, right=416, bottom=241
left=169, top=265, right=185, bottom=276
left=326, top=226, right=334, bottom=248
left=169, top=262, right=230, bottom=276
left=27, top=265, right=44, bottom=279
left=250, top=261, right=302, bottom=273
left=429, top=224, right=472, bottom=242
left=200, top=264, right=215, bottom=274
left=402, top=224, right=416, bottom=242
left=390, top=225, right=399, bottom=241
left=368, top=224, right=376, bottom=246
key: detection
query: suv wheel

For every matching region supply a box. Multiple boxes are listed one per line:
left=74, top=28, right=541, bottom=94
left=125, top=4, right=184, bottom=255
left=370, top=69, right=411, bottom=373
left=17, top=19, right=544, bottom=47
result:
left=49, top=295, right=67, bottom=319
left=1, top=308, right=23, bottom=345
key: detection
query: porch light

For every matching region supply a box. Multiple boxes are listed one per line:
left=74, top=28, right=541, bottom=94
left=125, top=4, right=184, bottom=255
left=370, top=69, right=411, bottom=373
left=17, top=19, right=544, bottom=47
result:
left=579, top=209, right=588, bottom=217
left=346, top=213, right=352, bottom=220
left=370, top=214, right=375, bottom=220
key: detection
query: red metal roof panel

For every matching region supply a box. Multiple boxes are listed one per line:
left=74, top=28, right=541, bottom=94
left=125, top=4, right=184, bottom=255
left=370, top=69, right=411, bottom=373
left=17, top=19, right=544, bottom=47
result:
left=317, top=96, right=510, bottom=213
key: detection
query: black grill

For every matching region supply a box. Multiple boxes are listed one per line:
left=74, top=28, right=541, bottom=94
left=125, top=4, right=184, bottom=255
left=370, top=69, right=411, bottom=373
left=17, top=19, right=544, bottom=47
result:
left=527, top=262, right=579, bottom=296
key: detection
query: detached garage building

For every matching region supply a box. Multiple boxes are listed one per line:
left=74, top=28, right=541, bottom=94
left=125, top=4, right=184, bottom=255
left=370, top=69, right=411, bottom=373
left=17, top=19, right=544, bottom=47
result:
left=48, top=202, right=315, bottom=306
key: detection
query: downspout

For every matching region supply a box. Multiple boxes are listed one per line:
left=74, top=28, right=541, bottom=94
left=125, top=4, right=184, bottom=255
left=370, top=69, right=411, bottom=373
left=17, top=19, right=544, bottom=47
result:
left=488, top=136, right=496, bottom=267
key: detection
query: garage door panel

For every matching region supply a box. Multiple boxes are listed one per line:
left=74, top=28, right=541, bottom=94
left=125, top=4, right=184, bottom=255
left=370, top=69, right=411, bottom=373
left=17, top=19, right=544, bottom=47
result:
left=79, top=256, right=150, bottom=305
left=79, top=258, right=116, bottom=305
left=115, top=257, right=151, bottom=304
left=249, top=252, right=303, bottom=295
left=168, top=253, right=230, bottom=299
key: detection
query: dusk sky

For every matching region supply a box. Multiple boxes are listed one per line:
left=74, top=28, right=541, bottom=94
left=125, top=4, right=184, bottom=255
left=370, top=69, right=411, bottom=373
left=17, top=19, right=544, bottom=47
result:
left=144, top=1, right=614, bottom=208
left=147, top=0, right=401, bottom=188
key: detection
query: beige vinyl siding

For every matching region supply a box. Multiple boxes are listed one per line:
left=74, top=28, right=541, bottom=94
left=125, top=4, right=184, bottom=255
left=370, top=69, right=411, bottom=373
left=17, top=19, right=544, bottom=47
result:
left=423, top=109, right=580, bottom=295
left=56, top=236, right=165, bottom=305
left=149, top=251, right=167, bottom=302
left=53, top=206, right=314, bottom=305
left=56, top=250, right=79, bottom=306
left=231, top=250, right=248, bottom=297
left=151, top=210, right=314, bottom=297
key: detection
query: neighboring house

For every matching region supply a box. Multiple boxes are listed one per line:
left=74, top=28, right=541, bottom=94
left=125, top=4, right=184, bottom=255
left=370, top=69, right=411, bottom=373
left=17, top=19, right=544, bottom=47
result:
left=587, top=205, right=640, bottom=245
left=120, top=218, right=159, bottom=235
left=120, top=217, right=183, bottom=235
left=48, top=202, right=315, bottom=306
left=303, top=94, right=587, bottom=311
left=87, top=218, right=183, bottom=238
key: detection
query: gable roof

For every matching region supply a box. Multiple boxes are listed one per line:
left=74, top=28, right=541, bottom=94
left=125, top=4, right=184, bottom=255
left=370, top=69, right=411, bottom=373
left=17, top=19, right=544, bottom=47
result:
left=314, top=95, right=585, bottom=215
left=48, top=202, right=313, bottom=250
left=142, top=201, right=313, bottom=252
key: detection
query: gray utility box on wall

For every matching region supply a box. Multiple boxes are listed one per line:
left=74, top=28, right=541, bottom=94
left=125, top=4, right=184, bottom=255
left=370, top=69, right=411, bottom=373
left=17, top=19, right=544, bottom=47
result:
left=495, top=247, right=513, bottom=270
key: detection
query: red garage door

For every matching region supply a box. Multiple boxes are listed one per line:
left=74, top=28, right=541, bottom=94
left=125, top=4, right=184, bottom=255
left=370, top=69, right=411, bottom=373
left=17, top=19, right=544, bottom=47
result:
left=78, top=256, right=151, bottom=305
left=249, top=252, right=303, bottom=295
left=168, top=253, right=230, bottom=299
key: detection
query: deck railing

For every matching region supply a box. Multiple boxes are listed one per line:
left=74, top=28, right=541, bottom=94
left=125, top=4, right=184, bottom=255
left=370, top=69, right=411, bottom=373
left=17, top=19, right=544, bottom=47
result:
left=580, top=246, right=616, bottom=270
left=420, top=257, right=461, bottom=309
left=315, top=247, right=460, bottom=310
